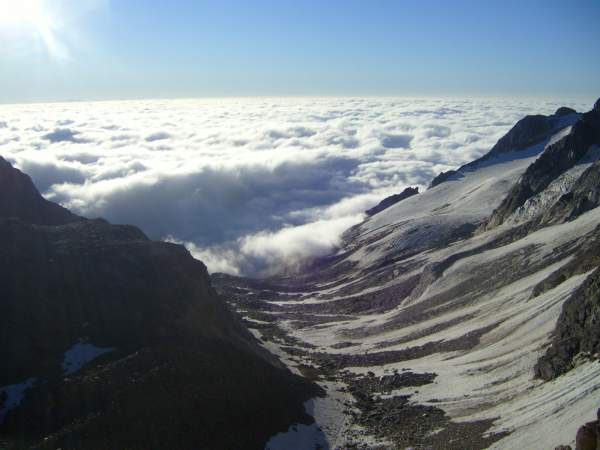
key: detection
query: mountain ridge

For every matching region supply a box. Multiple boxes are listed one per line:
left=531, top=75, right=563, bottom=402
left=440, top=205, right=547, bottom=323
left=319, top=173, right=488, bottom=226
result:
left=215, top=98, right=600, bottom=450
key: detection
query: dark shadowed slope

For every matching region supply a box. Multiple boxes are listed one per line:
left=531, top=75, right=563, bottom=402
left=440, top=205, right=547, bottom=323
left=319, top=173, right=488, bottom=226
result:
left=0, top=157, right=321, bottom=450
left=0, top=157, right=78, bottom=226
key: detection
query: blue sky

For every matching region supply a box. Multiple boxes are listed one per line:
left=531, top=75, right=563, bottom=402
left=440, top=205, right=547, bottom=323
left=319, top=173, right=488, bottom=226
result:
left=1, top=0, right=599, bottom=103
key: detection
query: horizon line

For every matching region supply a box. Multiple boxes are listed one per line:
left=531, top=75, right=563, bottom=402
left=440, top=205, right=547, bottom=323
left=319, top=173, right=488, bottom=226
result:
left=1, top=92, right=597, bottom=107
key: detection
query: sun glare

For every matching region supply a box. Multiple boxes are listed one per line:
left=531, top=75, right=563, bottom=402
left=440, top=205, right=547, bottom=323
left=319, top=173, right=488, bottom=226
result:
left=0, top=0, right=69, bottom=59
left=0, top=0, right=49, bottom=28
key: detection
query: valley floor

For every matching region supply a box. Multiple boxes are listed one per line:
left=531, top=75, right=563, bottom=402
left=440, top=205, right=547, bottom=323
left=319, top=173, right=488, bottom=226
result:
left=214, top=205, right=600, bottom=450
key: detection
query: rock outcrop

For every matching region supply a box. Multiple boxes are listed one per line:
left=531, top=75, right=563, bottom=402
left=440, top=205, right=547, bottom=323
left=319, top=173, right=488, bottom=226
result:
left=486, top=114, right=553, bottom=155
left=428, top=107, right=581, bottom=191
left=539, top=159, right=600, bottom=225
left=535, top=265, right=600, bottom=381
left=428, top=170, right=460, bottom=189
left=576, top=420, right=598, bottom=450
left=0, top=157, right=320, bottom=450
left=366, top=187, right=419, bottom=216
left=555, top=409, right=600, bottom=450
left=0, top=157, right=78, bottom=226
left=484, top=105, right=600, bottom=229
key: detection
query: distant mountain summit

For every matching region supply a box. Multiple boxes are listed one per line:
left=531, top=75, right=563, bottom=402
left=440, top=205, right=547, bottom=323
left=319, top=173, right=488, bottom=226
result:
left=429, top=106, right=582, bottom=189
left=0, top=157, right=319, bottom=450
left=484, top=104, right=600, bottom=230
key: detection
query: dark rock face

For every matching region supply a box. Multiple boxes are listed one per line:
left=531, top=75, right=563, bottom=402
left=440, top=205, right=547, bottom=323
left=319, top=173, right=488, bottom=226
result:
left=535, top=266, right=600, bottom=381
left=488, top=114, right=553, bottom=155
left=531, top=225, right=600, bottom=299
left=0, top=157, right=319, bottom=450
left=366, top=187, right=418, bottom=216
left=428, top=108, right=581, bottom=189
left=469, top=109, right=579, bottom=166
left=594, top=98, right=600, bottom=112
left=0, top=157, right=77, bottom=226
left=428, top=170, right=460, bottom=189
left=575, top=421, right=597, bottom=450
left=484, top=108, right=600, bottom=229
left=540, top=159, right=600, bottom=226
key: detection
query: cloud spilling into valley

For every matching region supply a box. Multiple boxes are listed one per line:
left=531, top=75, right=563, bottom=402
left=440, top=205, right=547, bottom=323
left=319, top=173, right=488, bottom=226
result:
left=0, top=97, right=590, bottom=275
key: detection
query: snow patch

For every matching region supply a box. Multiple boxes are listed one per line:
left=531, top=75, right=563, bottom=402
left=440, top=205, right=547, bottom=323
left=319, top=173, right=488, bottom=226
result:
left=62, top=341, right=114, bottom=375
left=264, top=400, right=329, bottom=450
left=0, top=378, right=36, bottom=422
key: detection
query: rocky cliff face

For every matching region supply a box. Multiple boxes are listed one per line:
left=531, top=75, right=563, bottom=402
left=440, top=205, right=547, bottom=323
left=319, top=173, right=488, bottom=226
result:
left=539, top=159, right=600, bottom=226
left=535, top=264, right=600, bottom=381
left=0, top=158, right=320, bottom=450
left=484, top=108, right=600, bottom=229
left=0, top=157, right=77, bottom=226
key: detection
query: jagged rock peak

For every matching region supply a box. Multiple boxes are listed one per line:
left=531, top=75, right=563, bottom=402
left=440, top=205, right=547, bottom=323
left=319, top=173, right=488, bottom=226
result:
left=0, top=156, right=78, bottom=226
left=428, top=107, right=581, bottom=191
left=366, top=186, right=419, bottom=216
left=489, top=114, right=550, bottom=155
left=481, top=105, right=600, bottom=231
left=486, top=106, right=577, bottom=157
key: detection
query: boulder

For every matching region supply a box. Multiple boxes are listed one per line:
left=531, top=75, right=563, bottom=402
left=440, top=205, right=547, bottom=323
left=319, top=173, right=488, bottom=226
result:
left=576, top=421, right=598, bottom=450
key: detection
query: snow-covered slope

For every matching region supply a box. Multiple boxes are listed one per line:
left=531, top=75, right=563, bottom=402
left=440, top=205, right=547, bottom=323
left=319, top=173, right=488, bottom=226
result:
left=214, top=100, right=600, bottom=450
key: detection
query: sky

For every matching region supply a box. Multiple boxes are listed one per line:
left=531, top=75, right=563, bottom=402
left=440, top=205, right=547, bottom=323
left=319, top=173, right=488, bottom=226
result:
left=0, top=0, right=599, bottom=103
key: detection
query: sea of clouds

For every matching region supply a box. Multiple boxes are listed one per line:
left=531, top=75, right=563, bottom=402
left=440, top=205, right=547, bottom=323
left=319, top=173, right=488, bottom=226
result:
left=0, top=97, right=591, bottom=275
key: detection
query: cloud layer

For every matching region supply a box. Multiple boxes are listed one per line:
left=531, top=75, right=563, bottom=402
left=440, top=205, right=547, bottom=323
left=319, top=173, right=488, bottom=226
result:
left=0, top=97, right=590, bottom=275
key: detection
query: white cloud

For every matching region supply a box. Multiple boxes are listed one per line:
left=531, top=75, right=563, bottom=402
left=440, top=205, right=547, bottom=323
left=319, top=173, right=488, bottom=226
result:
left=0, top=97, right=591, bottom=275
left=239, top=214, right=364, bottom=275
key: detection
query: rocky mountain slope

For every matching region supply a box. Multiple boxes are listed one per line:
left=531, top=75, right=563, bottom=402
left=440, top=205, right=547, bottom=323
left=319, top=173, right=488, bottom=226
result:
left=0, top=158, right=320, bottom=450
left=215, top=99, right=600, bottom=449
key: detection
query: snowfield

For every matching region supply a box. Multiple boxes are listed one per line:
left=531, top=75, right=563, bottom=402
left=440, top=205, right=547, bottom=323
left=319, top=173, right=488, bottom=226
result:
left=219, top=111, right=600, bottom=449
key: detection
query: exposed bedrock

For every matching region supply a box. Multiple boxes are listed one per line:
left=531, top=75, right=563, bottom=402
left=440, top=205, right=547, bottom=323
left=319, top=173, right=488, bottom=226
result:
left=484, top=107, right=600, bottom=230
left=535, top=266, right=600, bottom=381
